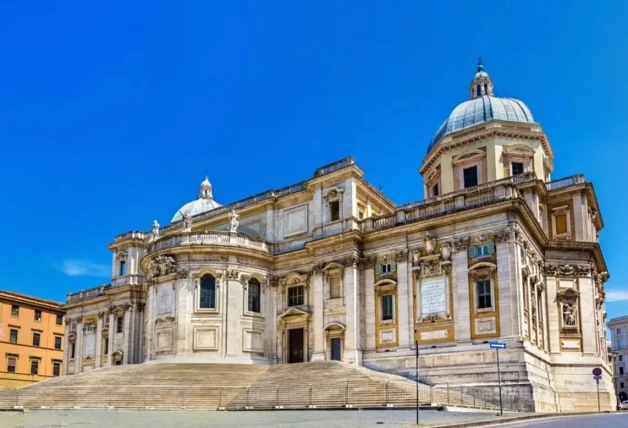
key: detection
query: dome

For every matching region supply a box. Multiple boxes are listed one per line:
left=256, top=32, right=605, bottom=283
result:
left=171, top=173, right=222, bottom=223
left=427, top=96, right=535, bottom=152
left=171, top=198, right=222, bottom=223
left=427, top=59, right=536, bottom=153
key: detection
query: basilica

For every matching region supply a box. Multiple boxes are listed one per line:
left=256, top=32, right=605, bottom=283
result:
left=62, top=61, right=613, bottom=412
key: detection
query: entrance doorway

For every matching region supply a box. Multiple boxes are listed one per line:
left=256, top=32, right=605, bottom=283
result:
left=288, top=328, right=304, bottom=363
left=330, top=338, right=342, bottom=361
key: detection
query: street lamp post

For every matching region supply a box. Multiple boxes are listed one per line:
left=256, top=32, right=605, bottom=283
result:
left=612, top=349, right=619, bottom=409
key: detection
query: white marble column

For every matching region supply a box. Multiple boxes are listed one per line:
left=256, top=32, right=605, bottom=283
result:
left=145, top=286, right=155, bottom=360
left=579, top=276, right=596, bottom=354
left=75, top=320, right=83, bottom=374
left=122, top=309, right=131, bottom=364
left=62, top=322, right=70, bottom=375
left=452, top=249, right=471, bottom=342
left=311, top=272, right=325, bottom=361
left=396, top=257, right=411, bottom=348
left=107, top=313, right=114, bottom=366
left=343, top=262, right=361, bottom=365
left=546, top=275, right=560, bottom=354
left=364, top=265, right=376, bottom=351
left=95, top=316, right=103, bottom=367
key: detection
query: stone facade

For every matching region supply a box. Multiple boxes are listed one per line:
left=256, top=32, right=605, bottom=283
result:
left=608, top=315, right=628, bottom=403
left=63, top=63, right=613, bottom=412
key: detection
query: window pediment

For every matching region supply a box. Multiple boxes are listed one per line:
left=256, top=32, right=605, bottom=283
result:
left=468, top=262, right=497, bottom=280
left=453, top=149, right=486, bottom=166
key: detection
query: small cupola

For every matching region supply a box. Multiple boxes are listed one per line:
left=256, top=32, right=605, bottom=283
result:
left=469, top=57, right=494, bottom=99
left=199, top=172, right=213, bottom=199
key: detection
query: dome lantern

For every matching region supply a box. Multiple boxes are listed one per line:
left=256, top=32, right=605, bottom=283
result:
left=170, top=173, right=222, bottom=223
left=199, top=171, right=213, bottom=200
left=469, top=57, right=494, bottom=99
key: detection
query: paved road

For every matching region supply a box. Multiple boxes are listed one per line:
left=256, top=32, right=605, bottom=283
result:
left=0, top=409, right=515, bottom=427
left=495, top=413, right=628, bottom=427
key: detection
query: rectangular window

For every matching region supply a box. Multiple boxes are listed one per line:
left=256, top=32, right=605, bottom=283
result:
left=248, top=281, right=261, bottom=313
left=11, top=305, right=19, bottom=317
left=119, top=260, right=126, bottom=276
left=432, top=183, right=439, bottom=197
left=9, top=329, right=18, bottom=344
left=469, top=242, right=494, bottom=258
left=463, top=166, right=478, bottom=188
left=378, top=263, right=395, bottom=274
left=330, top=275, right=341, bottom=299
left=476, top=245, right=489, bottom=257
left=512, top=162, right=524, bottom=176
left=116, top=316, right=124, bottom=334
left=33, top=332, right=41, bottom=347
left=7, top=357, right=16, bottom=373
left=288, top=286, right=304, bottom=307
left=381, top=295, right=394, bottom=321
left=477, top=280, right=492, bottom=309
left=54, top=336, right=62, bottom=350
left=555, top=214, right=568, bottom=235
left=620, top=355, right=624, bottom=362
left=617, top=328, right=621, bottom=334
left=199, top=275, right=217, bottom=309
left=621, top=367, right=625, bottom=375
left=30, top=359, right=39, bottom=375
left=34, top=309, right=42, bottom=321
left=52, top=361, right=61, bottom=377
left=622, top=382, right=625, bottom=389
left=70, top=342, right=76, bottom=359
left=103, top=337, right=109, bottom=355
left=56, top=314, right=63, bottom=325
left=329, top=200, right=340, bottom=222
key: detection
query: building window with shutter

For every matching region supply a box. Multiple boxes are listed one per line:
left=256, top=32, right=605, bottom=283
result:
left=33, top=332, right=41, bottom=347
left=199, top=274, right=217, bottom=309
left=248, top=278, right=261, bottom=313
left=7, top=356, right=17, bottom=373
left=30, top=359, right=39, bottom=375
left=34, top=310, right=42, bottom=321
left=56, top=314, right=63, bottom=325
left=54, top=336, right=62, bottom=350
left=468, top=241, right=495, bottom=259
left=381, top=295, right=394, bottom=321
left=52, top=361, right=61, bottom=377
left=9, top=329, right=18, bottom=344
left=11, top=305, right=19, bottom=317
left=376, top=261, right=396, bottom=276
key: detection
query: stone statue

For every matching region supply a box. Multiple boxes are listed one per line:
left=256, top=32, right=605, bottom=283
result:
left=563, top=303, right=577, bottom=327
left=180, top=210, right=192, bottom=232
left=229, top=209, right=239, bottom=233
left=151, top=220, right=160, bottom=241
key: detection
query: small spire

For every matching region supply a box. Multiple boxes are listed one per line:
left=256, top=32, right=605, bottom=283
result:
left=469, top=57, right=493, bottom=99
left=199, top=172, right=213, bottom=199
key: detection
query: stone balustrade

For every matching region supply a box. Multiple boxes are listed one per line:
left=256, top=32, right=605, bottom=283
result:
left=67, top=284, right=111, bottom=303
left=149, top=231, right=270, bottom=254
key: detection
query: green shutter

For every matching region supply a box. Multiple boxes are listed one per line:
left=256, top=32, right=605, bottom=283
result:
left=488, top=241, right=495, bottom=255
left=468, top=245, right=476, bottom=258
left=375, top=264, right=382, bottom=275
left=391, top=261, right=397, bottom=272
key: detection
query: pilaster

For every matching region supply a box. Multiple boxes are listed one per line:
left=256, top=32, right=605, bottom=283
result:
left=311, top=272, right=325, bottom=361
left=452, top=248, right=471, bottom=342
left=343, top=262, right=361, bottom=365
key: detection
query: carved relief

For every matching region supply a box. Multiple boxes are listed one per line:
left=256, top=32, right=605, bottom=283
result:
left=453, top=237, right=469, bottom=252
left=423, top=232, right=436, bottom=255
left=439, top=243, right=452, bottom=261
left=146, top=255, right=182, bottom=280
left=226, top=270, right=239, bottom=280
left=544, top=264, right=591, bottom=278
left=154, top=316, right=176, bottom=325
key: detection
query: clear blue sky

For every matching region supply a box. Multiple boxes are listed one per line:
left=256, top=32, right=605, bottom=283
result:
left=1, top=1, right=626, bottom=320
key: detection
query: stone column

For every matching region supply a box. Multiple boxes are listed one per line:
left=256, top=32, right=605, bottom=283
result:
left=122, top=309, right=131, bottom=364
left=363, top=263, right=376, bottom=352
left=226, top=271, right=243, bottom=357
left=62, top=321, right=70, bottom=375
left=396, top=253, right=411, bottom=348
left=95, top=316, right=103, bottom=368
left=343, top=260, right=361, bottom=365
left=75, top=319, right=83, bottom=374
left=496, top=239, right=517, bottom=339
left=545, top=275, right=560, bottom=354
left=311, top=271, right=325, bottom=361
left=176, top=278, right=189, bottom=356
left=452, top=245, right=471, bottom=342
left=107, top=313, right=114, bottom=366
left=579, top=276, right=596, bottom=354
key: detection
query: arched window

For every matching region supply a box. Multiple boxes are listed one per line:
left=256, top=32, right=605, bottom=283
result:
left=476, top=84, right=481, bottom=97
left=248, top=278, right=261, bottom=313
left=200, top=274, right=216, bottom=309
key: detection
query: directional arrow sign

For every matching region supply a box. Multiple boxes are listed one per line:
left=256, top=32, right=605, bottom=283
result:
left=489, top=342, right=506, bottom=349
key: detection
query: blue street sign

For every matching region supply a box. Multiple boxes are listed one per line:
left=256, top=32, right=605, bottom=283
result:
left=489, top=342, right=506, bottom=349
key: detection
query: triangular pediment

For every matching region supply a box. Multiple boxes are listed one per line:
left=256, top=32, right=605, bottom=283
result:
left=278, top=307, right=310, bottom=319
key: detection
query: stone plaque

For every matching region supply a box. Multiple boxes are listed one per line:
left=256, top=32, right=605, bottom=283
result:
left=420, top=276, right=447, bottom=316
left=84, top=334, right=95, bottom=359
left=158, top=285, right=173, bottom=315
left=284, top=205, right=308, bottom=237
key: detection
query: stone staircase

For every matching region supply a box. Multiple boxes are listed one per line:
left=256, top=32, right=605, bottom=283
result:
left=0, top=362, right=508, bottom=410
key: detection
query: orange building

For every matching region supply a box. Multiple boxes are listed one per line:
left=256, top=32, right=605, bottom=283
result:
left=0, top=290, right=65, bottom=388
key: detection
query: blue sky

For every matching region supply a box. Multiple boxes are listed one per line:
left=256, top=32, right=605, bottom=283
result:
left=0, top=1, right=627, bottom=320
